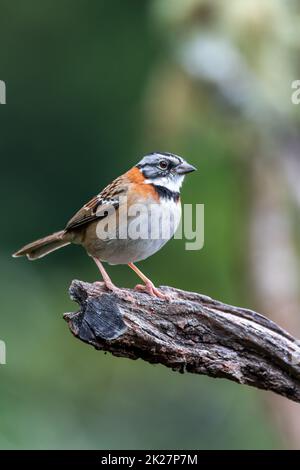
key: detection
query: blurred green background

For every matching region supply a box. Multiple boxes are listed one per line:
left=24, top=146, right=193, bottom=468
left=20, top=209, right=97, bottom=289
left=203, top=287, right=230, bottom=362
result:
left=1, top=0, right=300, bottom=449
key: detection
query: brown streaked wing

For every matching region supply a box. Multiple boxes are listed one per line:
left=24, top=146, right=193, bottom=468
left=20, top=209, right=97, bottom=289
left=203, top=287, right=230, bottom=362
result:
left=65, top=176, right=127, bottom=232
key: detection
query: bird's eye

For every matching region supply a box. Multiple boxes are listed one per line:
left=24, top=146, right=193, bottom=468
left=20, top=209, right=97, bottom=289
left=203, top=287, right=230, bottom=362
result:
left=159, top=160, right=168, bottom=170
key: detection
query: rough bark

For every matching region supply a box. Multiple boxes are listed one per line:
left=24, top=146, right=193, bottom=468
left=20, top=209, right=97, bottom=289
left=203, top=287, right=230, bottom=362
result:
left=64, top=280, right=300, bottom=404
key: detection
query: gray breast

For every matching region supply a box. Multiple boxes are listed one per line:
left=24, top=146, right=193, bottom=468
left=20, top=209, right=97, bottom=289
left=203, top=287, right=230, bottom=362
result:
left=83, top=199, right=181, bottom=265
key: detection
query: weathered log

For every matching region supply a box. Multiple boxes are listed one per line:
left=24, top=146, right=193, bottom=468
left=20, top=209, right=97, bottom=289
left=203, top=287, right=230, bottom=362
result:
left=64, top=280, right=300, bottom=403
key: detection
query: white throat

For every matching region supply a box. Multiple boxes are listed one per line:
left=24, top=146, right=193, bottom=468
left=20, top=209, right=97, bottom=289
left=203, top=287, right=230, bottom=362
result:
left=145, top=175, right=184, bottom=193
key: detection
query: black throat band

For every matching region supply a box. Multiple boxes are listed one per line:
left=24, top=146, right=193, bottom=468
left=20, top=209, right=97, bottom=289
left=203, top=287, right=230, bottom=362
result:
left=153, top=185, right=180, bottom=202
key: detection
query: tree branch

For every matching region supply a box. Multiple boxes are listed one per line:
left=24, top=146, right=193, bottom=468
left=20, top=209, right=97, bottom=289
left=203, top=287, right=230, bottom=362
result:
left=64, top=280, right=300, bottom=403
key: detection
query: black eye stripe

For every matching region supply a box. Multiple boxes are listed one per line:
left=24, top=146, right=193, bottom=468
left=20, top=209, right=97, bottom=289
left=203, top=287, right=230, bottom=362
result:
left=138, top=152, right=182, bottom=165
left=156, top=153, right=182, bottom=164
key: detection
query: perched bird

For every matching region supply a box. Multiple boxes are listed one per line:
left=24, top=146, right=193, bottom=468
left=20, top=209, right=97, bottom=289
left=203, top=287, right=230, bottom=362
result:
left=13, top=152, right=196, bottom=299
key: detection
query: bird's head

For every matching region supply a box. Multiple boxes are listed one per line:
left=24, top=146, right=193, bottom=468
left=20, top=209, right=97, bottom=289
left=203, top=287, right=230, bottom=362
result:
left=136, top=152, right=196, bottom=193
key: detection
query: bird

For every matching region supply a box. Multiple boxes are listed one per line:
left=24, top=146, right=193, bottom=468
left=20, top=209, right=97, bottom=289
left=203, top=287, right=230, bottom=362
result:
left=13, top=152, right=196, bottom=299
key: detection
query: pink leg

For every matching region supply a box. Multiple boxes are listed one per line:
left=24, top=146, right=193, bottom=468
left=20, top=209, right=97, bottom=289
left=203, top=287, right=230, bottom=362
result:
left=92, top=258, right=134, bottom=302
left=128, top=263, right=169, bottom=300
left=92, top=257, right=118, bottom=292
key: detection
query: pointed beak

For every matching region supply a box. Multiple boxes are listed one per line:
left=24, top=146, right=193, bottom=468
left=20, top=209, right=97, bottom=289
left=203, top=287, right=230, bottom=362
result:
left=176, top=161, right=197, bottom=175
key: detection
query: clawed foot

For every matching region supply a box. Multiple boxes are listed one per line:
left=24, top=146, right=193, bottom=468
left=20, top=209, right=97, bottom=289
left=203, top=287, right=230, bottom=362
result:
left=94, top=279, right=122, bottom=294
left=93, top=281, right=169, bottom=301
left=94, top=281, right=134, bottom=302
left=134, top=283, right=170, bottom=300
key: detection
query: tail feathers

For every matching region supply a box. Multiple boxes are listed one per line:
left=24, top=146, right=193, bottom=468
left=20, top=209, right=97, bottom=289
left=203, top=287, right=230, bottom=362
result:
left=13, top=230, right=70, bottom=260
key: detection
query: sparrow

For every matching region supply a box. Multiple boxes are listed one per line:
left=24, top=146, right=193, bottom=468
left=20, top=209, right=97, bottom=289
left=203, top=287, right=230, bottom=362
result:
left=13, top=152, right=196, bottom=299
